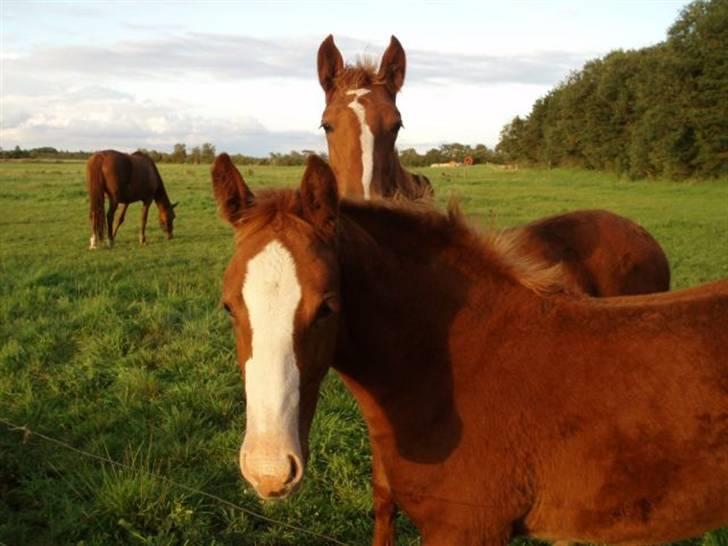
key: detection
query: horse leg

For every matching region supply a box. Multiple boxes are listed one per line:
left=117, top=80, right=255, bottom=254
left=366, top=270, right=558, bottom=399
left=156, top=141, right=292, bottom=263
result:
left=112, top=203, right=129, bottom=239
left=371, top=446, right=397, bottom=546
left=106, top=200, right=117, bottom=249
left=139, top=201, right=151, bottom=244
left=89, top=200, right=102, bottom=250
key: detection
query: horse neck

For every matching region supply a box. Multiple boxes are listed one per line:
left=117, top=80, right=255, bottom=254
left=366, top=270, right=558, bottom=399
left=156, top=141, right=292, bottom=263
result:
left=332, top=205, right=533, bottom=454
left=153, top=178, right=172, bottom=210
left=376, top=149, right=407, bottom=197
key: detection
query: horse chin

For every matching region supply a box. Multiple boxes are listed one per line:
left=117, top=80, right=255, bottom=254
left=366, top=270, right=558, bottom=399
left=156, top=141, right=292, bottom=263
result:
left=257, top=480, right=301, bottom=501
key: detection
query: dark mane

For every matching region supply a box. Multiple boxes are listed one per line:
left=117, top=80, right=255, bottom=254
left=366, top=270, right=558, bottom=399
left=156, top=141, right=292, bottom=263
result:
left=339, top=198, right=568, bottom=296
left=334, top=58, right=383, bottom=91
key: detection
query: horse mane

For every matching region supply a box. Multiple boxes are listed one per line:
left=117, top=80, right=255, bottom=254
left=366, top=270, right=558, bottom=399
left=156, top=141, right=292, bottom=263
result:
left=341, top=198, right=568, bottom=296
left=334, top=58, right=384, bottom=91
left=235, top=190, right=567, bottom=295
left=483, top=229, right=567, bottom=296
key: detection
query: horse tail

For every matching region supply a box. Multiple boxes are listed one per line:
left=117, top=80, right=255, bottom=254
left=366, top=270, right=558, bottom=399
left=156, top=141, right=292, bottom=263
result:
left=86, top=153, right=106, bottom=242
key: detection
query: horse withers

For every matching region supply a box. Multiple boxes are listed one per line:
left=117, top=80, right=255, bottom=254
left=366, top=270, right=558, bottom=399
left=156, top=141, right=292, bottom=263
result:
left=212, top=154, right=728, bottom=546
left=86, top=150, right=177, bottom=249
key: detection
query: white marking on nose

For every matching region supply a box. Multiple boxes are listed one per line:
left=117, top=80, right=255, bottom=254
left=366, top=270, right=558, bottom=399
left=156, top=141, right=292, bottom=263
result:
left=347, top=88, right=374, bottom=200
left=241, top=240, right=302, bottom=456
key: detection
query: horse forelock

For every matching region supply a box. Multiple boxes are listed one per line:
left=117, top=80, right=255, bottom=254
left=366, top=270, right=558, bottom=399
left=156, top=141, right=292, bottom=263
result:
left=333, top=58, right=383, bottom=92
left=232, top=189, right=310, bottom=243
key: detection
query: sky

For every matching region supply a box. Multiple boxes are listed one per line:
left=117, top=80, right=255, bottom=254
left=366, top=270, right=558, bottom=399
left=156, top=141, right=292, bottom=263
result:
left=1, top=0, right=690, bottom=156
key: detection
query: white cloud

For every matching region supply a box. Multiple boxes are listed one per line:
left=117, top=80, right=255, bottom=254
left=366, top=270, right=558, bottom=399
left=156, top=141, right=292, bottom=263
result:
left=1, top=87, right=322, bottom=155
left=2, top=32, right=594, bottom=154
left=7, top=33, right=590, bottom=86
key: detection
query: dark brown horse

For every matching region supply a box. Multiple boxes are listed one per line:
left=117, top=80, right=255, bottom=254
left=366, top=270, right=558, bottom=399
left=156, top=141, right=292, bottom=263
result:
left=86, top=150, right=176, bottom=249
left=316, top=34, right=670, bottom=299
left=212, top=154, right=728, bottom=546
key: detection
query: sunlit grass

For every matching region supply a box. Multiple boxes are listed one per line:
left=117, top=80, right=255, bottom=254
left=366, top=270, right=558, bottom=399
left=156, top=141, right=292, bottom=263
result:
left=1, top=160, right=726, bottom=544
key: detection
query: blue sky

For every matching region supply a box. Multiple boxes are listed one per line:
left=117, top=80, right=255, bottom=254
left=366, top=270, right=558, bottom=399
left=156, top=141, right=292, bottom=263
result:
left=2, top=0, right=690, bottom=155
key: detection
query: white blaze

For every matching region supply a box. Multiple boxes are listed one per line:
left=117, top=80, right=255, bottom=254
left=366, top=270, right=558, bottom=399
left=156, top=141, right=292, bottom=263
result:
left=241, top=240, right=302, bottom=469
left=347, top=88, right=374, bottom=199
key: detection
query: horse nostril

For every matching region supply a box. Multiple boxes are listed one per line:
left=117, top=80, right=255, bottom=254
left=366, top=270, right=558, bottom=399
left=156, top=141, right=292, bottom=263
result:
left=285, top=454, right=302, bottom=485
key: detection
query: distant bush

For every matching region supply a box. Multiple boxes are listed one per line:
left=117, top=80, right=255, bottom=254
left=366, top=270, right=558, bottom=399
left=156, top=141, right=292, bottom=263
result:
left=399, top=143, right=504, bottom=167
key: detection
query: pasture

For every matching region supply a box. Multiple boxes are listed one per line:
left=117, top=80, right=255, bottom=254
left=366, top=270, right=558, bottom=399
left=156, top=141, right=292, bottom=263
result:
left=1, top=160, right=727, bottom=545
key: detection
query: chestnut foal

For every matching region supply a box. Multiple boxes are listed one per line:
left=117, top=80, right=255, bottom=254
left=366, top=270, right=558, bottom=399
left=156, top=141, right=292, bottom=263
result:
left=213, top=154, right=728, bottom=546
left=317, top=35, right=431, bottom=200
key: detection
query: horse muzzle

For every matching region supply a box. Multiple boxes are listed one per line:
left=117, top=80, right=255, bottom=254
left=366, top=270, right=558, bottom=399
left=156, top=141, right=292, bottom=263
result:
left=240, top=441, right=304, bottom=500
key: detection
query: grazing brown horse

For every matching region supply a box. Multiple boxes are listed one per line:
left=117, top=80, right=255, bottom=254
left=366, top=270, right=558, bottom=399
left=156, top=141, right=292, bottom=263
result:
left=212, top=154, right=728, bottom=546
left=86, top=150, right=176, bottom=249
left=317, top=35, right=432, bottom=199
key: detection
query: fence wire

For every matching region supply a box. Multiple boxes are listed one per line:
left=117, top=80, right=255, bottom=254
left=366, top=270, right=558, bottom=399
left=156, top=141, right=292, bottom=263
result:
left=0, top=416, right=349, bottom=546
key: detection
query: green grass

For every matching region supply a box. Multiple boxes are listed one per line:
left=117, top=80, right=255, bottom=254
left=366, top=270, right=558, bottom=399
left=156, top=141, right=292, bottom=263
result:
left=1, top=161, right=726, bottom=545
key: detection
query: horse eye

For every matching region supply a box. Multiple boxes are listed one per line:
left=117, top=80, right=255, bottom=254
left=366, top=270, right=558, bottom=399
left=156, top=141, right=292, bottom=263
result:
left=393, top=120, right=404, bottom=132
left=320, top=122, right=333, bottom=133
left=314, top=301, right=333, bottom=322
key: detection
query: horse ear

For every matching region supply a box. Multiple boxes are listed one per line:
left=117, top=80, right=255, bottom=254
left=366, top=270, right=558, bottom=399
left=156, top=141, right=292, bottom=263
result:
left=211, top=153, right=254, bottom=225
left=317, top=34, right=344, bottom=97
left=172, top=202, right=178, bottom=209
left=300, top=155, right=338, bottom=239
left=377, top=35, right=406, bottom=95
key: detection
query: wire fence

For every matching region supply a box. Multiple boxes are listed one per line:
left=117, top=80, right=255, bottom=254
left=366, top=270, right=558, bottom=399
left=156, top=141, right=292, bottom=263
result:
left=0, top=416, right=350, bottom=546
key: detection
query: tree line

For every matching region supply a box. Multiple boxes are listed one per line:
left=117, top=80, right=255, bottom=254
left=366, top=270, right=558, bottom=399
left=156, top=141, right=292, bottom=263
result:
left=496, top=0, right=727, bottom=179
left=0, top=144, right=312, bottom=165
left=1, top=142, right=505, bottom=167
left=399, top=143, right=503, bottom=167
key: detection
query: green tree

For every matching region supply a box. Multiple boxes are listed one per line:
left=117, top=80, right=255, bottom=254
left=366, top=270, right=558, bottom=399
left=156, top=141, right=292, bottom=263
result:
left=201, top=143, right=216, bottom=163
left=171, top=143, right=187, bottom=163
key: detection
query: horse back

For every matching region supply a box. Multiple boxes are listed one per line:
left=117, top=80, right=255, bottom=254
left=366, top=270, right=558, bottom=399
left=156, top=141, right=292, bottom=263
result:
left=518, top=281, right=728, bottom=542
left=98, top=150, right=159, bottom=203
left=518, top=209, right=670, bottom=297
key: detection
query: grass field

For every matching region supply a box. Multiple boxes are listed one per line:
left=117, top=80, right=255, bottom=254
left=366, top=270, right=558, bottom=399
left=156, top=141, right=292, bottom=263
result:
left=1, top=160, right=727, bottom=546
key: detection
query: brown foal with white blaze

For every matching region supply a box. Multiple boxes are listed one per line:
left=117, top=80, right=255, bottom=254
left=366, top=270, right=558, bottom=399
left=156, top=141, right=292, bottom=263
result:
left=212, top=154, right=728, bottom=546
left=86, top=150, right=177, bottom=249
left=317, top=35, right=432, bottom=199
